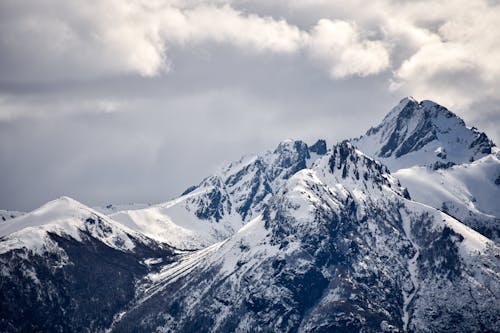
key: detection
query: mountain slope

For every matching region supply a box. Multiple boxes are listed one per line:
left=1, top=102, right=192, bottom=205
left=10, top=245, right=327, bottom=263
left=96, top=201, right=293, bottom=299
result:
left=394, top=152, right=500, bottom=241
left=0, top=197, right=176, bottom=332
left=111, top=143, right=500, bottom=332
left=111, top=139, right=328, bottom=249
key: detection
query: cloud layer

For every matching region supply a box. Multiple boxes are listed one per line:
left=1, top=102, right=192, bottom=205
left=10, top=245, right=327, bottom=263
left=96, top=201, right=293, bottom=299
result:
left=2, top=0, right=499, bottom=107
left=0, top=0, right=499, bottom=210
left=0, top=0, right=391, bottom=81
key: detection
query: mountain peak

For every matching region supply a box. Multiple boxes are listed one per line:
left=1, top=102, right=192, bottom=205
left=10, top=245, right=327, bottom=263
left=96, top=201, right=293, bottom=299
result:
left=50, top=196, right=85, bottom=209
left=353, top=98, right=495, bottom=170
left=399, top=95, right=418, bottom=106
left=181, top=138, right=325, bottom=223
left=0, top=196, right=143, bottom=255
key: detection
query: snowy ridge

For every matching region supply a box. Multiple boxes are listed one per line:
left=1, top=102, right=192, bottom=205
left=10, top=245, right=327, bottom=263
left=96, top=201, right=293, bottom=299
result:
left=110, top=187, right=243, bottom=250
left=112, top=141, right=499, bottom=332
left=0, top=196, right=157, bottom=255
left=395, top=152, right=500, bottom=217
left=0, top=198, right=176, bottom=332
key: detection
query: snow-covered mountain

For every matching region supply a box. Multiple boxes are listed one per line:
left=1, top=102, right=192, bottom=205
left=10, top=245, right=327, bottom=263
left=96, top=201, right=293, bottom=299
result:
left=110, top=139, right=328, bottom=249
left=0, top=196, right=157, bottom=255
left=353, top=97, right=495, bottom=170
left=0, top=197, right=176, bottom=332
left=353, top=97, right=500, bottom=241
left=1, top=98, right=499, bottom=332
left=111, top=142, right=500, bottom=332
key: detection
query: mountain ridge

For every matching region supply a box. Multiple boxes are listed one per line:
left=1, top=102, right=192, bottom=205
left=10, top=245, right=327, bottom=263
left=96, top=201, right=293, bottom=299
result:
left=111, top=141, right=499, bottom=332
left=1, top=97, right=499, bottom=332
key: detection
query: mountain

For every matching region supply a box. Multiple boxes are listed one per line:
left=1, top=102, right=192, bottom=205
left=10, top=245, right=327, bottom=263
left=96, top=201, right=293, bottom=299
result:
left=111, top=142, right=500, bottom=332
left=353, top=97, right=495, bottom=171
left=1, top=98, right=499, bottom=332
left=353, top=97, right=500, bottom=241
left=110, top=139, right=328, bottom=250
left=0, top=197, right=176, bottom=332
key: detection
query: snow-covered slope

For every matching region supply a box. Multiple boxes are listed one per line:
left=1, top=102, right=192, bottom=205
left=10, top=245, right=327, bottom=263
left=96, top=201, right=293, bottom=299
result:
left=0, top=196, right=164, bottom=255
left=353, top=97, right=495, bottom=171
left=0, top=196, right=176, bottom=332
left=111, top=139, right=328, bottom=249
left=395, top=152, right=500, bottom=241
left=0, top=209, right=24, bottom=222
left=110, top=188, right=244, bottom=250
left=112, top=142, right=500, bottom=333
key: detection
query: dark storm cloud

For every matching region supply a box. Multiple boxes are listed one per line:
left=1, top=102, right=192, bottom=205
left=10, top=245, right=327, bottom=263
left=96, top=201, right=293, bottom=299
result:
left=0, top=0, right=499, bottom=211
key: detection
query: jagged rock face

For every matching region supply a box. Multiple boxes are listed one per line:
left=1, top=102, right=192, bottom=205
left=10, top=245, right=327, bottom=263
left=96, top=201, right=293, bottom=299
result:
left=353, top=97, right=500, bottom=243
left=185, top=139, right=324, bottom=223
left=111, top=143, right=499, bottom=333
left=353, top=97, right=495, bottom=171
left=0, top=198, right=176, bottom=332
left=323, top=142, right=410, bottom=199
left=309, top=139, right=327, bottom=155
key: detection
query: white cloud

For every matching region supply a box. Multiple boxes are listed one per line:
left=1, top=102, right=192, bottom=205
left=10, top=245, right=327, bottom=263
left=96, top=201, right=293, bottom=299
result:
left=390, top=42, right=478, bottom=105
left=386, top=1, right=500, bottom=108
left=1, top=0, right=499, bottom=112
left=0, top=0, right=390, bottom=81
left=308, top=19, right=390, bottom=78
left=0, top=0, right=168, bottom=80
left=0, top=1, right=307, bottom=81
left=161, top=5, right=307, bottom=53
left=238, top=0, right=500, bottom=109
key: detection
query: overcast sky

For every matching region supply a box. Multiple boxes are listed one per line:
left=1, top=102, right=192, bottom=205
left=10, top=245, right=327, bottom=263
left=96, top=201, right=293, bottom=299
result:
left=1, top=0, right=500, bottom=211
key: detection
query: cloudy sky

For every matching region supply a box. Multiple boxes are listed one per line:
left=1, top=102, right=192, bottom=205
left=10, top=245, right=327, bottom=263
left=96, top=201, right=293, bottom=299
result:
left=1, top=0, right=500, bottom=211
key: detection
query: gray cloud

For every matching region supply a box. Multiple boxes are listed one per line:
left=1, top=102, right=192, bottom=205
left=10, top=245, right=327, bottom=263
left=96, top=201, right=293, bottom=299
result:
left=0, top=0, right=499, bottom=211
